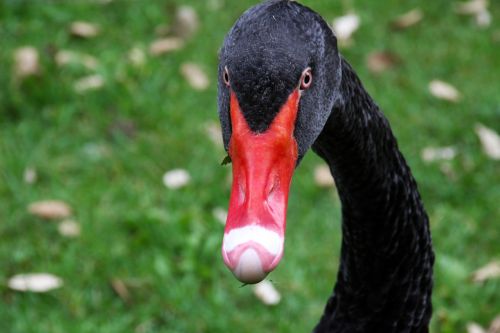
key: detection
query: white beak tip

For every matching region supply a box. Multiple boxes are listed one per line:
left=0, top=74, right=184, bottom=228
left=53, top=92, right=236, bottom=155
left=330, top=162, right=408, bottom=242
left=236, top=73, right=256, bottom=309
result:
left=233, top=248, right=268, bottom=284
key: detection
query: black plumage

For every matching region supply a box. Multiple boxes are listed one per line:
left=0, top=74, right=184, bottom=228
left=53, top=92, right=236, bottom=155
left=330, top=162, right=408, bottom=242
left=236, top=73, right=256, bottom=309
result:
left=312, top=59, right=434, bottom=333
left=217, top=1, right=434, bottom=332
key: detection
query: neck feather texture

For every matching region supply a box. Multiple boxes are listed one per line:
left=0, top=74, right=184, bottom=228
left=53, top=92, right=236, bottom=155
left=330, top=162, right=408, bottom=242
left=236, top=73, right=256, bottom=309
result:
left=311, top=58, right=434, bottom=333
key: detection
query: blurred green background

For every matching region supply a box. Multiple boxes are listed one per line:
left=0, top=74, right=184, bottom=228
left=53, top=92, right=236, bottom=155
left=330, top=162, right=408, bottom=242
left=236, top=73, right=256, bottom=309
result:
left=1, top=1, right=499, bottom=332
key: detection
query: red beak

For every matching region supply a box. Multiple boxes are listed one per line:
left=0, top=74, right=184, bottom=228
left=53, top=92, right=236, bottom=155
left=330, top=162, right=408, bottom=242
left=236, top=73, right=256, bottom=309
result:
left=222, top=89, right=300, bottom=283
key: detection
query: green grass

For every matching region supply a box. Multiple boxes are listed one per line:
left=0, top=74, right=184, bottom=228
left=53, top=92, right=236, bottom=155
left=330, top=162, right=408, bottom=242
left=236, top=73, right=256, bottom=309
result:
left=1, top=1, right=499, bottom=332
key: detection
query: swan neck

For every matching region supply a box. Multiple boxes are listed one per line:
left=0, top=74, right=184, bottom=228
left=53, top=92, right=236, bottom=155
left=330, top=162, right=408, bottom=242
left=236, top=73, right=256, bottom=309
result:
left=311, top=58, right=434, bottom=332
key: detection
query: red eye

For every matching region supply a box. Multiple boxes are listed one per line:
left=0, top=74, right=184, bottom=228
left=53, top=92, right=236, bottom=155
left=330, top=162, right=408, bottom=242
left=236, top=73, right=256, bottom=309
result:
left=223, top=66, right=230, bottom=86
left=300, top=68, right=313, bottom=90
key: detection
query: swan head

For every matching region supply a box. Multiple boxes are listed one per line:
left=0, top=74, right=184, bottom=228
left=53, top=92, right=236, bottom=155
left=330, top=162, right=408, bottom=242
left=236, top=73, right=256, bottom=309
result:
left=217, top=1, right=341, bottom=283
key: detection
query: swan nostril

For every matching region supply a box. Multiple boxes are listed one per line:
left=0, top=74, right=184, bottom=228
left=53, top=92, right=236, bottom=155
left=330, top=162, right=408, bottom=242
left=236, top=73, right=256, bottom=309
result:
left=266, top=175, right=280, bottom=197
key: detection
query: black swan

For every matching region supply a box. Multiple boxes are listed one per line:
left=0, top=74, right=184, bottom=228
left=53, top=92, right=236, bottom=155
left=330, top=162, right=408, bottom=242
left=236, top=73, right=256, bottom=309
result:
left=216, top=1, right=434, bottom=332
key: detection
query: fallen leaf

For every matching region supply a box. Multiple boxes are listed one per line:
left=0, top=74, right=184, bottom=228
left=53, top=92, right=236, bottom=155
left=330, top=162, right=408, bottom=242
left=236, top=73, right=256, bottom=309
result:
left=455, top=0, right=491, bottom=28
left=489, top=315, right=500, bottom=333
left=111, top=279, right=130, bottom=302
left=149, top=37, right=184, bottom=56
left=391, top=9, right=423, bottom=30
left=163, top=169, right=191, bottom=189
left=475, top=9, right=492, bottom=28
left=23, top=167, right=37, bottom=184
left=172, top=5, right=199, bottom=40
left=212, top=207, right=227, bottom=225
left=439, top=162, right=457, bottom=181
left=55, top=50, right=80, bottom=66
left=253, top=280, right=281, bottom=306
left=314, top=165, right=335, bottom=188
left=58, top=219, right=81, bottom=238
left=468, top=323, right=487, bottom=333
left=74, top=74, right=104, bottom=93
left=366, top=51, right=400, bottom=74
left=205, top=121, right=223, bottom=146
left=128, top=47, right=146, bottom=66
left=332, top=13, right=360, bottom=43
left=70, top=21, right=100, bottom=38
left=8, top=273, right=63, bottom=292
left=208, top=0, right=223, bottom=11
left=455, top=0, right=488, bottom=15
left=82, top=142, right=110, bottom=161
left=475, top=124, right=500, bottom=160
left=28, top=200, right=72, bottom=219
left=428, top=80, right=461, bottom=102
left=180, top=63, right=209, bottom=91
left=472, top=261, right=500, bottom=283
left=421, top=146, right=457, bottom=162
left=55, top=50, right=98, bottom=70
left=14, top=46, right=40, bottom=78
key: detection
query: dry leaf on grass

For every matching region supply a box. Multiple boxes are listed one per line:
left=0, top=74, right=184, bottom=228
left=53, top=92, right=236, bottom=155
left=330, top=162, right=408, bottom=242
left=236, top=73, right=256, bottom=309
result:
left=70, top=21, right=100, bottom=38
left=489, top=315, right=500, bottom=333
left=314, top=165, right=335, bottom=188
left=111, top=279, right=130, bottom=302
left=28, top=200, right=72, bottom=219
left=366, top=51, right=400, bottom=74
left=475, top=9, right=491, bottom=27
left=455, top=0, right=488, bottom=15
left=8, top=273, right=63, bottom=292
left=55, top=50, right=98, bottom=70
left=332, top=13, right=360, bottom=43
left=181, top=63, right=209, bottom=91
left=58, top=219, right=81, bottom=238
left=172, top=5, right=199, bottom=40
left=14, top=46, right=40, bottom=78
left=429, top=80, right=461, bottom=102
left=23, top=167, right=37, bottom=184
left=212, top=207, right=228, bottom=225
left=439, top=163, right=457, bottom=181
left=128, top=47, right=146, bottom=66
left=208, top=0, right=223, bottom=11
left=163, top=169, right=191, bottom=189
left=472, top=260, right=500, bottom=283
left=468, top=323, right=487, bottom=333
left=74, top=74, right=104, bottom=93
left=82, top=142, right=110, bottom=161
left=149, top=37, right=184, bottom=56
left=391, top=9, right=423, bottom=30
left=253, top=280, right=281, bottom=306
left=421, top=146, right=457, bottom=162
left=475, top=124, right=500, bottom=160
left=455, top=0, right=491, bottom=28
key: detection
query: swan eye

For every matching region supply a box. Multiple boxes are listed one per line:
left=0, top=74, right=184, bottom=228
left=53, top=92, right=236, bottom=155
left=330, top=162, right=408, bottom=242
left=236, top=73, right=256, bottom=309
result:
left=300, top=68, right=313, bottom=90
left=223, top=66, right=230, bottom=86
